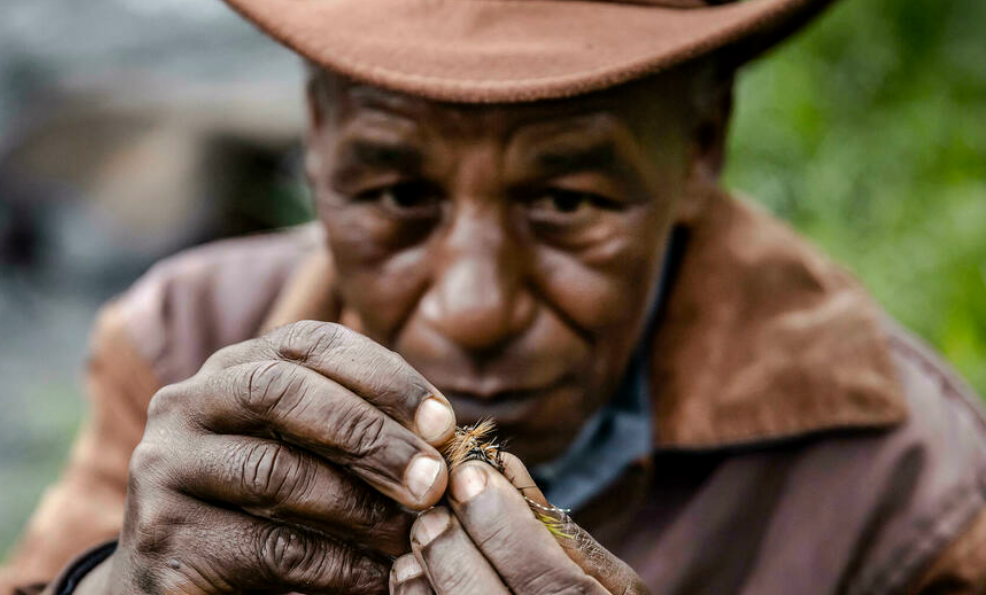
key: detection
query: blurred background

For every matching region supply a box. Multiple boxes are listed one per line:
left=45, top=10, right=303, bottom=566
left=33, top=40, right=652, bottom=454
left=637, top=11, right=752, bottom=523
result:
left=0, top=0, right=984, bottom=556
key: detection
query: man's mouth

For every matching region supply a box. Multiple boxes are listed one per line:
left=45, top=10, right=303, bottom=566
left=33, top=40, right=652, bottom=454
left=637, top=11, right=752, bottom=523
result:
left=440, top=374, right=577, bottom=426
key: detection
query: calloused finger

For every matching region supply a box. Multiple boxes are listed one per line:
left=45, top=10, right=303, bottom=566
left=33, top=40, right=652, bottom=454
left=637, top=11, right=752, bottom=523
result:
left=199, top=321, right=456, bottom=446
left=448, top=462, right=607, bottom=595
left=409, top=507, right=510, bottom=595
left=167, top=360, right=447, bottom=509
left=389, top=555, right=436, bottom=595
left=167, top=434, right=413, bottom=556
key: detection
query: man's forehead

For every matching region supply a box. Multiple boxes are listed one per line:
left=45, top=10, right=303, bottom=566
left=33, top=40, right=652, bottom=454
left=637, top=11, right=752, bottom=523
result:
left=329, top=75, right=676, bottom=142
left=326, top=81, right=664, bottom=183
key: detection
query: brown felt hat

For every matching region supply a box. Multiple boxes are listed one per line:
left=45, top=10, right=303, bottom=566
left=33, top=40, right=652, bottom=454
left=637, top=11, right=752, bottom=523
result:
left=223, top=0, right=836, bottom=103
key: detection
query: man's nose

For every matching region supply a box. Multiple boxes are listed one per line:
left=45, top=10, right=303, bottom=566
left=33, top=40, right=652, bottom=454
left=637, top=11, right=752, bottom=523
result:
left=420, top=206, right=535, bottom=354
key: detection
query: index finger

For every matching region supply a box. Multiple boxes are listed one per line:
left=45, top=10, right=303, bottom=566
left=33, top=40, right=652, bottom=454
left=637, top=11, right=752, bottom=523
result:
left=202, top=320, right=456, bottom=446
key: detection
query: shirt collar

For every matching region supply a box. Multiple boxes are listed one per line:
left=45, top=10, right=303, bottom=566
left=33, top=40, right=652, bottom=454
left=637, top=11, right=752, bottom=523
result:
left=645, top=186, right=906, bottom=449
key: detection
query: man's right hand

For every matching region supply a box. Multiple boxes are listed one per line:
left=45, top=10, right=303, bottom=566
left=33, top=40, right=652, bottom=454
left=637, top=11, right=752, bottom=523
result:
left=79, top=321, right=456, bottom=594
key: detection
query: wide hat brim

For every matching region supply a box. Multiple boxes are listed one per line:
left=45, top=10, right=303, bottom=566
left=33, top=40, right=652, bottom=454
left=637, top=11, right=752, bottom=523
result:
left=224, top=0, right=835, bottom=103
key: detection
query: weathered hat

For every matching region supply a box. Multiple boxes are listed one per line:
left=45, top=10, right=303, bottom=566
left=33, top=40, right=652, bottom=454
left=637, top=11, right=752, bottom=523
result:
left=223, top=0, right=836, bottom=103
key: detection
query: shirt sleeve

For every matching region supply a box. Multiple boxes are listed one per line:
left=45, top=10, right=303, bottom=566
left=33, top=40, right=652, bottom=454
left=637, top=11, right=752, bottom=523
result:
left=0, top=303, right=159, bottom=593
left=909, top=505, right=986, bottom=594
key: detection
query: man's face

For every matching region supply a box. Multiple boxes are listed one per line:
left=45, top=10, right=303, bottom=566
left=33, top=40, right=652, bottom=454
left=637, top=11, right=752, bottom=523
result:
left=307, top=73, right=703, bottom=463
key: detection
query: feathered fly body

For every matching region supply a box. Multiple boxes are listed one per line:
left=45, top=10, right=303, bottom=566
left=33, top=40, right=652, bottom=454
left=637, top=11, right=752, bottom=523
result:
left=442, top=419, right=505, bottom=471
left=441, top=419, right=574, bottom=540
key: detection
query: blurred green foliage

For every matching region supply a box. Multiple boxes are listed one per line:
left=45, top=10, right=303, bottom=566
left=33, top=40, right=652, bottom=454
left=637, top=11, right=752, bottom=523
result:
left=726, top=0, right=986, bottom=395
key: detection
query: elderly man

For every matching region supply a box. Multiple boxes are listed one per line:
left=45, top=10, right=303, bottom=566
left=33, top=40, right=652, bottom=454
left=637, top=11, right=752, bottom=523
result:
left=3, top=0, right=986, bottom=593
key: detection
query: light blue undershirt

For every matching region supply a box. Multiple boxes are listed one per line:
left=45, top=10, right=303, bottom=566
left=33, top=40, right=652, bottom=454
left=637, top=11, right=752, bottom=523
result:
left=530, top=349, right=654, bottom=511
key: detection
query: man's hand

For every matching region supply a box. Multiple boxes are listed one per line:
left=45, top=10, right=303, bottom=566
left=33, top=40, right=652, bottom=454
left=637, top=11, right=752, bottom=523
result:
left=390, top=454, right=650, bottom=595
left=83, top=321, right=456, bottom=594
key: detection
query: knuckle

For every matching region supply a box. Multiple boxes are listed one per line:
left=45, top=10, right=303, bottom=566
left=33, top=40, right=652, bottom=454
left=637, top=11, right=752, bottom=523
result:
left=275, top=320, right=348, bottom=363
left=335, top=549, right=386, bottom=595
left=257, top=524, right=314, bottom=580
left=256, top=524, right=368, bottom=588
left=128, top=441, right=168, bottom=480
left=201, top=341, right=247, bottom=370
left=342, top=484, right=396, bottom=531
left=146, top=383, right=187, bottom=420
left=335, top=401, right=388, bottom=459
left=237, top=360, right=304, bottom=417
left=237, top=442, right=311, bottom=511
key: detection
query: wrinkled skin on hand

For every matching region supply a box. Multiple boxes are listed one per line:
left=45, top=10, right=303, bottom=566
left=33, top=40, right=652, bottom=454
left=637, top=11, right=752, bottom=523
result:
left=391, top=453, right=651, bottom=595
left=82, top=321, right=456, bottom=594
left=79, top=319, right=646, bottom=595
left=80, top=320, right=647, bottom=595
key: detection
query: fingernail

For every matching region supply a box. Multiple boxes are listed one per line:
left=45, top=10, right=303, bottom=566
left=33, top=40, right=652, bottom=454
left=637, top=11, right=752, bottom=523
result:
left=405, top=455, right=442, bottom=500
left=451, top=464, right=488, bottom=503
left=414, top=508, right=450, bottom=545
left=415, top=397, right=454, bottom=443
left=393, top=555, right=423, bottom=582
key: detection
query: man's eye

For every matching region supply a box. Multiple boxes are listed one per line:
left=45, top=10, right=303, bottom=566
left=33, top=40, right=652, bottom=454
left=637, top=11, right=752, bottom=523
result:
left=527, top=189, right=620, bottom=216
left=356, top=182, right=442, bottom=216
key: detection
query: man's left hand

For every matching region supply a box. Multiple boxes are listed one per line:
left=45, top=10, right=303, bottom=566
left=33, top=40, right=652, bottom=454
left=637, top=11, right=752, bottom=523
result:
left=389, top=453, right=651, bottom=595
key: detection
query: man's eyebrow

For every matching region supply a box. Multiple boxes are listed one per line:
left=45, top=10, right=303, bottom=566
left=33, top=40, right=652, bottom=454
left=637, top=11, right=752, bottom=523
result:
left=339, top=139, right=424, bottom=172
left=533, top=141, right=623, bottom=177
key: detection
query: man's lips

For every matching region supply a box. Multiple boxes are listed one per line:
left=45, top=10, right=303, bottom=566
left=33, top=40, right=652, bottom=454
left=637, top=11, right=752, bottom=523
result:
left=434, top=370, right=573, bottom=401
left=439, top=374, right=577, bottom=425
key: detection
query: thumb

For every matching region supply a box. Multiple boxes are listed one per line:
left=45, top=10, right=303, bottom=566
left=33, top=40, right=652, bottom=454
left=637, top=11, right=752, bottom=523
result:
left=500, top=453, right=650, bottom=595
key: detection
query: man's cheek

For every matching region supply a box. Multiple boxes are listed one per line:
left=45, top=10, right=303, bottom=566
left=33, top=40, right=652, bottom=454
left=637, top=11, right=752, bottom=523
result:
left=329, top=252, right=432, bottom=342
left=537, top=257, right=656, bottom=331
left=322, top=206, right=426, bottom=263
